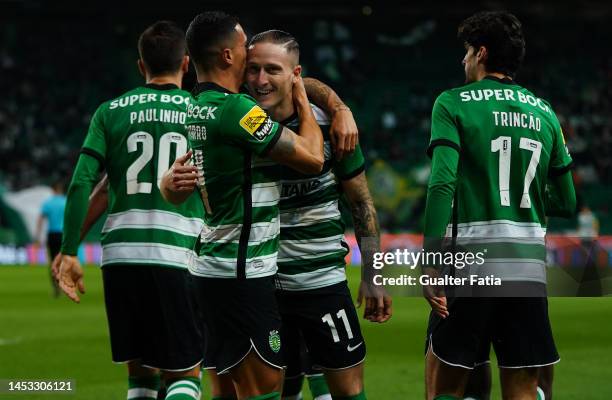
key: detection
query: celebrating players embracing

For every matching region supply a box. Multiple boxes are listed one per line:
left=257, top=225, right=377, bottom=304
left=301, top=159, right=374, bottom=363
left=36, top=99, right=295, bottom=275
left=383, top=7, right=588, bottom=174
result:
left=160, top=12, right=325, bottom=400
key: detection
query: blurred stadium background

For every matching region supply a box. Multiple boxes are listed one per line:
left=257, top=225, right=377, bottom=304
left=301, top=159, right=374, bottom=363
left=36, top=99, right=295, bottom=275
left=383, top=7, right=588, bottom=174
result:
left=0, top=1, right=611, bottom=399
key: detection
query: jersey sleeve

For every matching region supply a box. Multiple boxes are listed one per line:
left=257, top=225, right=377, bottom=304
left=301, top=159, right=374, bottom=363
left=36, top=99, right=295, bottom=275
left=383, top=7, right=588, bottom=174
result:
left=81, top=104, right=108, bottom=166
left=424, top=145, right=460, bottom=240
left=334, top=143, right=365, bottom=180
left=427, top=91, right=461, bottom=158
left=222, top=95, right=283, bottom=156
left=548, top=123, right=573, bottom=177
left=60, top=153, right=103, bottom=255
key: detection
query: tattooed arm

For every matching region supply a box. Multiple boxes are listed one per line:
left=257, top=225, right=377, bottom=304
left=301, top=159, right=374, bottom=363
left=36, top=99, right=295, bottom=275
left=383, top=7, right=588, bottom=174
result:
left=267, top=126, right=323, bottom=175
left=303, top=77, right=358, bottom=159
left=341, top=171, right=392, bottom=322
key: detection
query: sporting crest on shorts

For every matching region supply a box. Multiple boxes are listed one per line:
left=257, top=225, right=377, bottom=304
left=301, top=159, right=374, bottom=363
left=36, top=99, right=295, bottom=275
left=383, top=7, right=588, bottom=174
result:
left=268, top=330, right=281, bottom=353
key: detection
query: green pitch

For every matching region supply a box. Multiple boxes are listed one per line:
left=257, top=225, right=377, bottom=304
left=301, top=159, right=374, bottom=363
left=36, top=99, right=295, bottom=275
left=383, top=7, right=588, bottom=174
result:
left=0, top=265, right=610, bottom=399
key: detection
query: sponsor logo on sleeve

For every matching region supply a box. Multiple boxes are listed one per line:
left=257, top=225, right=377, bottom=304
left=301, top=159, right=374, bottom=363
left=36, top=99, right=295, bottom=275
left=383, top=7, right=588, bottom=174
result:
left=239, top=105, right=274, bottom=141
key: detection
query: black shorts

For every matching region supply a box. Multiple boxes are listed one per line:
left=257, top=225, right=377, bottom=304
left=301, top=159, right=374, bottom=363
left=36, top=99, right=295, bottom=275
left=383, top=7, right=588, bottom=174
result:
left=102, top=265, right=202, bottom=371
left=282, top=320, right=319, bottom=379
left=277, top=281, right=365, bottom=370
left=426, top=297, right=559, bottom=369
left=46, top=232, right=62, bottom=261
left=195, top=276, right=284, bottom=374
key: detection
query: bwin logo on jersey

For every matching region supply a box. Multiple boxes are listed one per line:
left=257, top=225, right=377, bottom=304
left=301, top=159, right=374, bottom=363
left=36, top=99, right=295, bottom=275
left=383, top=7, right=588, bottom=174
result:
left=253, top=117, right=274, bottom=141
left=269, top=330, right=281, bottom=353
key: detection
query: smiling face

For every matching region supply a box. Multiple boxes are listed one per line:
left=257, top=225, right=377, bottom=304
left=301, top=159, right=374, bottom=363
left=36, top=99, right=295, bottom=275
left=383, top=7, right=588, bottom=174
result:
left=246, top=41, right=300, bottom=117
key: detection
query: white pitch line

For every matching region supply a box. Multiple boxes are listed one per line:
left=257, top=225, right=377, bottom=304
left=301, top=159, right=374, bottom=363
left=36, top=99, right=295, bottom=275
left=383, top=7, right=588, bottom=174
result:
left=0, top=337, right=22, bottom=346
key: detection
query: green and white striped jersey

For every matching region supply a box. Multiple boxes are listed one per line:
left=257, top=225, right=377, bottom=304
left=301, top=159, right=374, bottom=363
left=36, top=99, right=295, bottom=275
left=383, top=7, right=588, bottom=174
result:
left=186, top=82, right=283, bottom=279
left=81, top=84, right=204, bottom=269
left=428, top=76, right=573, bottom=283
left=277, top=105, right=365, bottom=290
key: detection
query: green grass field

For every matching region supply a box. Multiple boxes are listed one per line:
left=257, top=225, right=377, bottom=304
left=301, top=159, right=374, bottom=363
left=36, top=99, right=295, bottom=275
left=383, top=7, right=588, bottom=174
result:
left=0, top=265, right=611, bottom=399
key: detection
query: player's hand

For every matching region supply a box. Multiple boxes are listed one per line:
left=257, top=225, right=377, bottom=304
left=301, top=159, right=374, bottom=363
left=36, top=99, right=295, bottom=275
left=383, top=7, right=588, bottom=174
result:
left=292, top=75, right=310, bottom=111
left=51, top=252, right=62, bottom=282
left=58, top=255, right=85, bottom=303
left=330, top=107, right=358, bottom=160
left=357, top=280, right=392, bottom=323
left=422, top=267, right=449, bottom=318
left=162, top=150, right=198, bottom=193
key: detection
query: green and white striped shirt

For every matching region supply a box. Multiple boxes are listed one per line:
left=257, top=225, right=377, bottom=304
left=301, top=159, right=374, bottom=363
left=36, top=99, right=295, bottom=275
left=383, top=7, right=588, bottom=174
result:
left=187, top=82, right=283, bottom=279
left=277, top=105, right=365, bottom=290
left=80, top=84, right=204, bottom=269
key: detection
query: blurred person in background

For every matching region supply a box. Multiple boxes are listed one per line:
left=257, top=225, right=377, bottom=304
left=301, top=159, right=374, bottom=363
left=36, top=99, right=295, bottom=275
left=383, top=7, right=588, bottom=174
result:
left=35, top=179, right=66, bottom=297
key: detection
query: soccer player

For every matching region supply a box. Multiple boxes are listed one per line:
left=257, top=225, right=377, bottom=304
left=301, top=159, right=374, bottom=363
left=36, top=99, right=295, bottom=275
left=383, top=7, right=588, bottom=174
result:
left=35, top=179, right=66, bottom=297
left=245, top=30, right=390, bottom=400
left=422, top=11, right=576, bottom=400
left=160, top=12, right=325, bottom=400
left=57, top=21, right=205, bottom=400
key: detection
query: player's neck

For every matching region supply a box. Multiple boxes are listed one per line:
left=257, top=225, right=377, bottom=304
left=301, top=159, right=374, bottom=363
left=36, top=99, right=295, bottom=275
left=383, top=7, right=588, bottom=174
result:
left=481, top=71, right=510, bottom=81
left=197, top=69, right=241, bottom=93
left=146, top=74, right=182, bottom=88
left=268, top=98, right=295, bottom=122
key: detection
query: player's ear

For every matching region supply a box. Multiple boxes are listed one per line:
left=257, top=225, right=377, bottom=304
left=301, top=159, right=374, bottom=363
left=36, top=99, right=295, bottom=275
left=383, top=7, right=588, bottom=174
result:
left=181, top=55, right=190, bottom=73
left=137, top=59, right=146, bottom=77
left=221, top=48, right=233, bottom=66
left=476, top=46, right=488, bottom=63
left=292, top=65, right=302, bottom=83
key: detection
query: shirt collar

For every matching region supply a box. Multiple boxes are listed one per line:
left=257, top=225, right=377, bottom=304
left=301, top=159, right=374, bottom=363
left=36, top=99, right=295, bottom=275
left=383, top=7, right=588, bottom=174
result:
left=143, top=83, right=179, bottom=90
left=192, top=82, right=234, bottom=96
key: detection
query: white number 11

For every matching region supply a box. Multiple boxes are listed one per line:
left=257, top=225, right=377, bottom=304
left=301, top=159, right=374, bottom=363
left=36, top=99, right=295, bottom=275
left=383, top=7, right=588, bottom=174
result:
left=322, top=309, right=354, bottom=343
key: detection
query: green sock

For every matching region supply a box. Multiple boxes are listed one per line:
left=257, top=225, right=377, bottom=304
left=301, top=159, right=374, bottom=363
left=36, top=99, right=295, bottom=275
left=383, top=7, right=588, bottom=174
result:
left=306, top=374, right=330, bottom=399
left=128, top=375, right=161, bottom=400
left=434, top=396, right=460, bottom=400
left=247, top=392, right=280, bottom=400
left=537, top=386, right=545, bottom=400
left=165, top=377, right=200, bottom=400
left=332, top=391, right=367, bottom=400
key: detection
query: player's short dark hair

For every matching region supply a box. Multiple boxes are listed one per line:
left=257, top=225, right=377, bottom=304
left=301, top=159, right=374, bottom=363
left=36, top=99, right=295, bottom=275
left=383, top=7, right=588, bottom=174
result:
left=249, top=30, right=300, bottom=62
left=186, top=11, right=240, bottom=72
left=458, top=11, right=526, bottom=77
left=138, top=21, right=186, bottom=76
